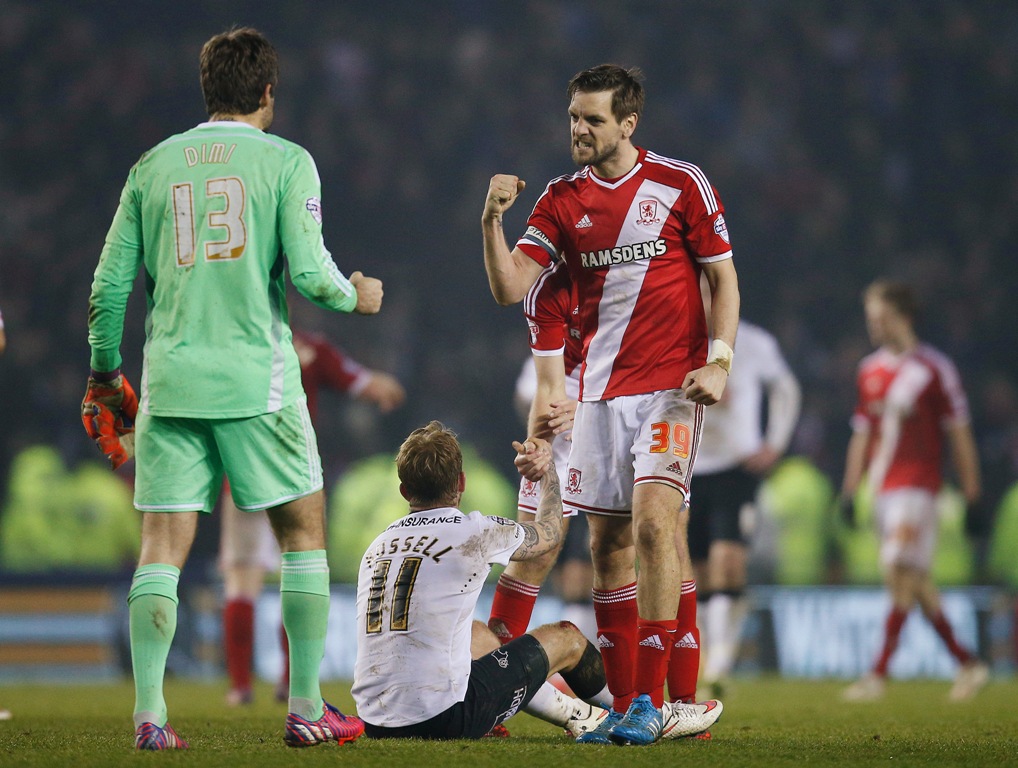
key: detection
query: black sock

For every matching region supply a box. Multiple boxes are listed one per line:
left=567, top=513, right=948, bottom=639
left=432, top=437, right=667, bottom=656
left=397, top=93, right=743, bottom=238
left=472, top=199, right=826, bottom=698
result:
left=559, top=640, right=606, bottom=701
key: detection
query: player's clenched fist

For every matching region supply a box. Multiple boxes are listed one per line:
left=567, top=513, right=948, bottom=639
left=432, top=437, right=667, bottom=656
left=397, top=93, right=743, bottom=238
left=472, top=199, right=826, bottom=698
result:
left=350, top=271, right=383, bottom=314
left=483, top=174, right=526, bottom=222
left=681, top=363, right=729, bottom=406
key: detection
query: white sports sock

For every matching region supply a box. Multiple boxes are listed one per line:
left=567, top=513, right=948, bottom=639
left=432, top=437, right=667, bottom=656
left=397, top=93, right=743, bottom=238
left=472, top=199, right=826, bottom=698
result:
left=523, top=682, right=582, bottom=726
left=704, top=594, right=733, bottom=682
left=703, top=593, right=749, bottom=682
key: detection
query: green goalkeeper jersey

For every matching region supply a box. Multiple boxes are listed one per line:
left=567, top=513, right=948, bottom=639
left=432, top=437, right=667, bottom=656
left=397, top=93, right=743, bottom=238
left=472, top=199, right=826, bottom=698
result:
left=88, top=121, right=359, bottom=418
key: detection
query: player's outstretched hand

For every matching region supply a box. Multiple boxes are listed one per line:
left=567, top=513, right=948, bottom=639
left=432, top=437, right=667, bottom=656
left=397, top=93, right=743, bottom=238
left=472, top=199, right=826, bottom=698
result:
left=81, top=372, right=138, bottom=470
left=512, top=436, right=552, bottom=482
left=350, top=271, right=383, bottom=314
left=483, top=174, right=526, bottom=222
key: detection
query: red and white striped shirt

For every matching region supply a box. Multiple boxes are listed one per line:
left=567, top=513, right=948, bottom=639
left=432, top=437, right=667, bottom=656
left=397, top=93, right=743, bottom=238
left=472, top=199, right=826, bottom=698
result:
left=516, top=147, right=733, bottom=401
left=523, top=260, right=582, bottom=381
left=852, top=343, right=971, bottom=493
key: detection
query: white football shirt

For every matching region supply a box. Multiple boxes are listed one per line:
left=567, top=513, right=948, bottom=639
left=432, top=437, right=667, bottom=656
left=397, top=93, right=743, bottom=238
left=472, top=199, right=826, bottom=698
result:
left=695, top=322, right=800, bottom=474
left=351, top=506, right=524, bottom=727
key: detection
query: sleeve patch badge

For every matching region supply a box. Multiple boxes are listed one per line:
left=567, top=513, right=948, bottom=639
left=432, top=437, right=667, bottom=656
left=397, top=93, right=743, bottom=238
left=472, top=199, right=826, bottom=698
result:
left=306, top=197, right=323, bottom=224
left=713, top=213, right=729, bottom=244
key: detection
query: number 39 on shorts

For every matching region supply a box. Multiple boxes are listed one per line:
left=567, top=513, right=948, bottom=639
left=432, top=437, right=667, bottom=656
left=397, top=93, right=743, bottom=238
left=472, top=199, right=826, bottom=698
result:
left=649, top=421, right=691, bottom=458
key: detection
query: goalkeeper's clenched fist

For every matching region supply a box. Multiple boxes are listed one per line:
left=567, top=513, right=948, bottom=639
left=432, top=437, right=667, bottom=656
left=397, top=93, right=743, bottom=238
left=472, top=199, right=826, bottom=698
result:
left=81, top=370, right=139, bottom=470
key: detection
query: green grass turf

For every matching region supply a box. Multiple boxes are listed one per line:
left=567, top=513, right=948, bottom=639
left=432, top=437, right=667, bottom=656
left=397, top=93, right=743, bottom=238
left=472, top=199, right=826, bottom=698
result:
left=1, top=675, right=1015, bottom=767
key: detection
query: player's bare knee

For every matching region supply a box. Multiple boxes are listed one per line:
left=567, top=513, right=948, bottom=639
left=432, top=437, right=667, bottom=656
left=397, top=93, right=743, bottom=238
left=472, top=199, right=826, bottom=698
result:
left=632, top=515, right=674, bottom=554
left=531, top=621, right=585, bottom=670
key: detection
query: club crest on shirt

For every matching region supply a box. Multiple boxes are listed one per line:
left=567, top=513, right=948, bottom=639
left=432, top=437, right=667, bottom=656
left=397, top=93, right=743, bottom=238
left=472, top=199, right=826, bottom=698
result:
left=565, top=467, right=582, bottom=495
left=713, top=213, right=729, bottom=243
left=305, top=197, right=323, bottom=224
left=520, top=478, right=538, bottom=498
left=636, top=199, right=660, bottom=225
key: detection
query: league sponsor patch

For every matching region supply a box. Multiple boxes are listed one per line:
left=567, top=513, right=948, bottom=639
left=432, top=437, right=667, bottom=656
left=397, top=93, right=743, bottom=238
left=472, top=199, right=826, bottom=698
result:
left=713, top=213, right=729, bottom=243
left=305, top=197, right=323, bottom=224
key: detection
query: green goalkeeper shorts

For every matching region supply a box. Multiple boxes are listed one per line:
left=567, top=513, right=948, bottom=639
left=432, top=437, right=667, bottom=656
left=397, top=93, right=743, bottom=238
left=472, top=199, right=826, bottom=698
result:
left=133, top=397, right=323, bottom=513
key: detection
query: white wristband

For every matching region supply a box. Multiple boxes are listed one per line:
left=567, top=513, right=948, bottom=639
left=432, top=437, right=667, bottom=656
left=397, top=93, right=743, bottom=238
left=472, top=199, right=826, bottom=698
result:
left=707, top=339, right=734, bottom=374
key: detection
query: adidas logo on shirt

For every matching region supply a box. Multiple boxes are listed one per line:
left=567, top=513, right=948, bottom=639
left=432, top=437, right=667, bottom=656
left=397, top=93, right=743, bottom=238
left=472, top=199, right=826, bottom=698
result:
left=597, top=634, right=614, bottom=649
left=575, top=214, right=593, bottom=229
left=639, top=634, right=665, bottom=651
left=674, top=632, right=699, bottom=649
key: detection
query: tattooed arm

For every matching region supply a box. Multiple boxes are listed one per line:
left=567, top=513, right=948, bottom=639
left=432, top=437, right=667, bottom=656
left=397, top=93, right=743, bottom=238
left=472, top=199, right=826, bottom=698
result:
left=509, top=437, right=564, bottom=562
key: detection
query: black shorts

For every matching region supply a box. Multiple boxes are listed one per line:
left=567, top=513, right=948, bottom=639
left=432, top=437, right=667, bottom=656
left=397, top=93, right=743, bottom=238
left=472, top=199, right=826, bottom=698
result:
left=688, top=466, right=759, bottom=561
left=363, top=634, right=550, bottom=740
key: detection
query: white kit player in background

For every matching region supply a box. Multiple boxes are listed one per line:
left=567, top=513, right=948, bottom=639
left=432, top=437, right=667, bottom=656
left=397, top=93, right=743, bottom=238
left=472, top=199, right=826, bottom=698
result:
left=689, top=274, right=801, bottom=698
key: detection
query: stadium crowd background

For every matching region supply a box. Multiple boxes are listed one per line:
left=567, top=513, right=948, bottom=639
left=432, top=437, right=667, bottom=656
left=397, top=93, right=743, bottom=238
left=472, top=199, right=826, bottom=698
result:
left=1, top=1, right=1017, bottom=585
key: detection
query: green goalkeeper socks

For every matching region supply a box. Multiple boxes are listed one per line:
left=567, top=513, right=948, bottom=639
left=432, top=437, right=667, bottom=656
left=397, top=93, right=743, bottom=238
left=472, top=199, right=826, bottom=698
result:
left=127, top=564, right=180, bottom=728
left=280, top=550, right=330, bottom=721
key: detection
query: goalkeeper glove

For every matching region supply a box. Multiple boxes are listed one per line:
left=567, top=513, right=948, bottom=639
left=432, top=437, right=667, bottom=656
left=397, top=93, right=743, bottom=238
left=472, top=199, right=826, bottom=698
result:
left=81, top=370, right=139, bottom=470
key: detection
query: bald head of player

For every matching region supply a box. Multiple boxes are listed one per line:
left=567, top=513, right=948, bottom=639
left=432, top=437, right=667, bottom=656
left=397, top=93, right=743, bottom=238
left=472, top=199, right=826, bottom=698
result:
left=396, top=421, right=466, bottom=510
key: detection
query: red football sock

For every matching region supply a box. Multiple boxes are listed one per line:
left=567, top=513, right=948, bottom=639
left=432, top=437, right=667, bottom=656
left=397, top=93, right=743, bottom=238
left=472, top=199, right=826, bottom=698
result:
left=635, top=618, right=678, bottom=707
left=667, top=580, right=700, bottom=702
left=928, top=610, right=973, bottom=664
left=874, top=607, right=909, bottom=676
left=488, top=573, right=540, bottom=643
left=223, top=598, right=254, bottom=691
left=592, top=582, right=638, bottom=712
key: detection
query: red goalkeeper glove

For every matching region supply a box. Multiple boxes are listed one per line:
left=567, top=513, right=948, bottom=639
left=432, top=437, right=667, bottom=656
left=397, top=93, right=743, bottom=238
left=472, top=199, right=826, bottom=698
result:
left=81, top=370, right=139, bottom=470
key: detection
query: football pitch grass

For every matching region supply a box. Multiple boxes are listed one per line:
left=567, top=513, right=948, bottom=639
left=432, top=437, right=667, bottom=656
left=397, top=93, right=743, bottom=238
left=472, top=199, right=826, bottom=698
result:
left=1, top=675, right=1015, bottom=767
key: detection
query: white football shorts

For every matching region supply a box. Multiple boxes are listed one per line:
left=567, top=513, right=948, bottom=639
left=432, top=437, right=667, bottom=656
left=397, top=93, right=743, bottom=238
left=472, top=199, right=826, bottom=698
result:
left=516, top=426, right=578, bottom=518
left=564, top=389, right=703, bottom=516
left=876, top=488, right=939, bottom=571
